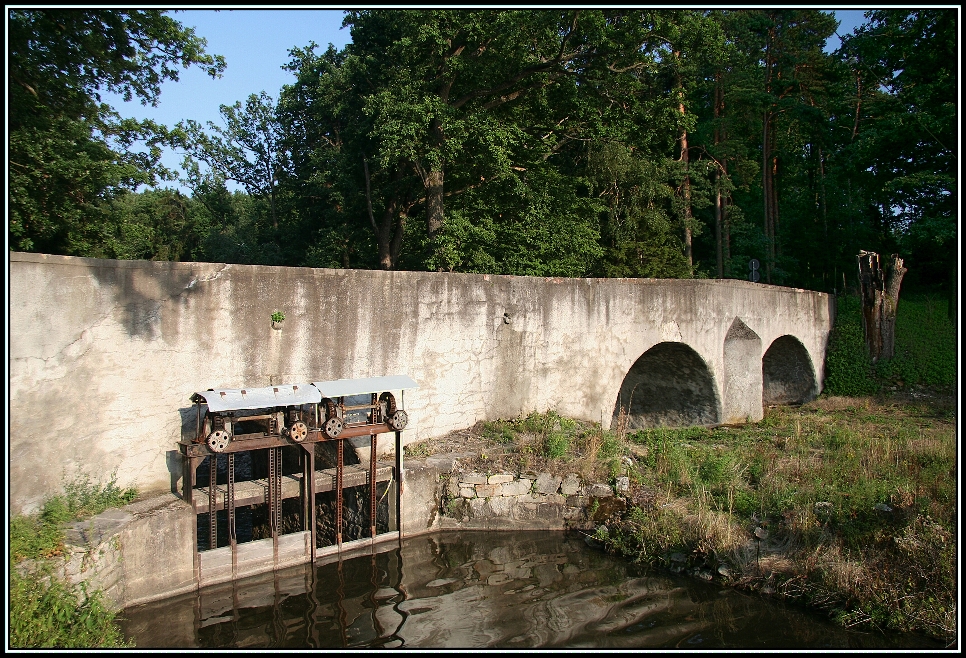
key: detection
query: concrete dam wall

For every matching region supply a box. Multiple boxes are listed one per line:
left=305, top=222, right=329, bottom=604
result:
left=9, top=252, right=834, bottom=514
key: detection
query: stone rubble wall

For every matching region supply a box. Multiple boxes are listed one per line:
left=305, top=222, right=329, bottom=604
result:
left=437, top=468, right=617, bottom=531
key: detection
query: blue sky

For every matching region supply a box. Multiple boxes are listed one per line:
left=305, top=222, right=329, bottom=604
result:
left=108, top=8, right=870, bottom=193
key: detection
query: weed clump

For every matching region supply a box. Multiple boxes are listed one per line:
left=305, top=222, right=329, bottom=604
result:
left=9, top=470, right=137, bottom=648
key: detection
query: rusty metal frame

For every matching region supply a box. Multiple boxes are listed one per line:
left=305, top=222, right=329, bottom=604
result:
left=336, top=439, right=344, bottom=548
left=184, top=380, right=411, bottom=568
left=370, top=433, right=377, bottom=539
left=208, top=455, right=218, bottom=550
left=227, top=453, right=236, bottom=550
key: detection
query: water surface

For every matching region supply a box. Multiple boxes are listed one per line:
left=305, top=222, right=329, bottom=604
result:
left=121, top=530, right=945, bottom=649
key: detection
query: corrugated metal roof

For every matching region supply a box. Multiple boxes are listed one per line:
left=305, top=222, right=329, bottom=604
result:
left=193, top=384, right=321, bottom=412
left=312, top=375, right=419, bottom=398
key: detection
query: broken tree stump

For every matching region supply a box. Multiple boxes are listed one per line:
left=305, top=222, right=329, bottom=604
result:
left=857, top=251, right=907, bottom=362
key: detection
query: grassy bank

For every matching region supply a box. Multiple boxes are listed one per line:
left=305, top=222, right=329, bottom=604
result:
left=606, top=394, right=956, bottom=643
left=9, top=471, right=138, bottom=648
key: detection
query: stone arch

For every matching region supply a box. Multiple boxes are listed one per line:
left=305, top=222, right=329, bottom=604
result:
left=612, top=342, right=720, bottom=429
left=722, top=318, right=763, bottom=424
left=762, top=335, right=817, bottom=405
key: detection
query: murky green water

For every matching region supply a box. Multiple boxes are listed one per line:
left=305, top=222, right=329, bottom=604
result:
left=120, top=530, right=945, bottom=649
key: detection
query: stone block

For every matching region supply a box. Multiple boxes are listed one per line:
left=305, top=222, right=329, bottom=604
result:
left=560, top=473, right=581, bottom=495
left=566, top=495, right=588, bottom=508
left=562, top=506, right=584, bottom=520
left=543, top=493, right=566, bottom=506
left=488, top=473, right=514, bottom=485
left=459, top=487, right=477, bottom=499
left=615, top=476, right=630, bottom=493
left=587, top=483, right=614, bottom=498
left=535, top=473, right=562, bottom=495
left=488, top=496, right=512, bottom=517
left=487, top=572, right=511, bottom=586
left=461, top=473, right=488, bottom=485
left=536, top=503, right=563, bottom=521
left=468, top=497, right=488, bottom=517
left=501, top=479, right=531, bottom=496
left=446, top=477, right=460, bottom=498
left=475, top=483, right=501, bottom=498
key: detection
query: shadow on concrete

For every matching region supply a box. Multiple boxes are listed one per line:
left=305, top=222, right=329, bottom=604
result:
left=613, top=341, right=720, bottom=429
left=763, top=335, right=817, bottom=405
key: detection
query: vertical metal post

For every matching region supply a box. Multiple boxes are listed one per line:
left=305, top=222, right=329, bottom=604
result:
left=395, top=430, right=403, bottom=541
left=274, top=447, right=282, bottom=535
left=370, top=434, right=377, bottom=539
left=208, top=454, right=218, bottom=550
left=268, top=447, right=276, bottom=538
left=183, top=454, right=193, bottom=504
left=301, top=446, right=309, bottom=529
left=307, top=444, right=316, bottom=562
left=269, top=446, right=281, bottom=561
left=227, top=453, right=236, bottom=551
left=336, top=439, right=343, bottom=549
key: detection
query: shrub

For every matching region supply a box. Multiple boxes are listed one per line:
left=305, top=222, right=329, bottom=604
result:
left=543, top=431, right=570, bottom=460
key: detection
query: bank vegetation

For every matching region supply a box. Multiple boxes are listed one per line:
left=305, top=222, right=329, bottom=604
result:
left=9, top=472, right=138, bottom=648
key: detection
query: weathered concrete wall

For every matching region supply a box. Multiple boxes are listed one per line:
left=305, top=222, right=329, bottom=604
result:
left=57, top=495, right=196, bottom=608
left=9, top=252, right=833, bottom=514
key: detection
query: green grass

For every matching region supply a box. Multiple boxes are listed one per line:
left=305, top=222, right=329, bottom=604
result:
left=824, top=292, right=956, bottom=395
left=875, top=293, right=957, bottom=389
left=9, top=470, right=138, bottom=648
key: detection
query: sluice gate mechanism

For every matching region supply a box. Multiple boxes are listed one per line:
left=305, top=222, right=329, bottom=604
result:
left=179, top=376, right=417, bottom=585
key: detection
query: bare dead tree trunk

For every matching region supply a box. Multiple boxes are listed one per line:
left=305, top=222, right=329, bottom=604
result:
left=857, top=251, right=907, bottom=362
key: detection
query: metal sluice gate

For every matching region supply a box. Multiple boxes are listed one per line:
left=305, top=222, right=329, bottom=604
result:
left=179, top=376, right=417, bottom=567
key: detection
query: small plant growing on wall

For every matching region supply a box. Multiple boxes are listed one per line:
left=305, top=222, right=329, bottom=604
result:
left=271, top=311, right=285, bottom=329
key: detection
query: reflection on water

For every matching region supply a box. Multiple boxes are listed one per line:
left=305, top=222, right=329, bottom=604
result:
left=121, top=531, right=944, bottom=649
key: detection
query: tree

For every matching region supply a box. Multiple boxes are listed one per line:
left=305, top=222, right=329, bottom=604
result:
left=8, top=9, right=225, bottom=255
left=338, top=10, right=691, bottom=271
left=839, top=10, right=956, bottom=314
left=278, top=42, right=409, bottom=270
left=177, top=92, right=286, bottom=230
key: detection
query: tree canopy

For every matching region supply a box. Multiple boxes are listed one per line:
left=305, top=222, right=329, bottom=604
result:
left=8, top=9, right=957, bottom=297
left=8, top=9, right=225, bottom=254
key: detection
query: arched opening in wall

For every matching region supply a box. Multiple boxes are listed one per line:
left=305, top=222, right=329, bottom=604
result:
left=762, top=335, right=817, bottom=406
left=612, top=342, right=720, bottom=429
